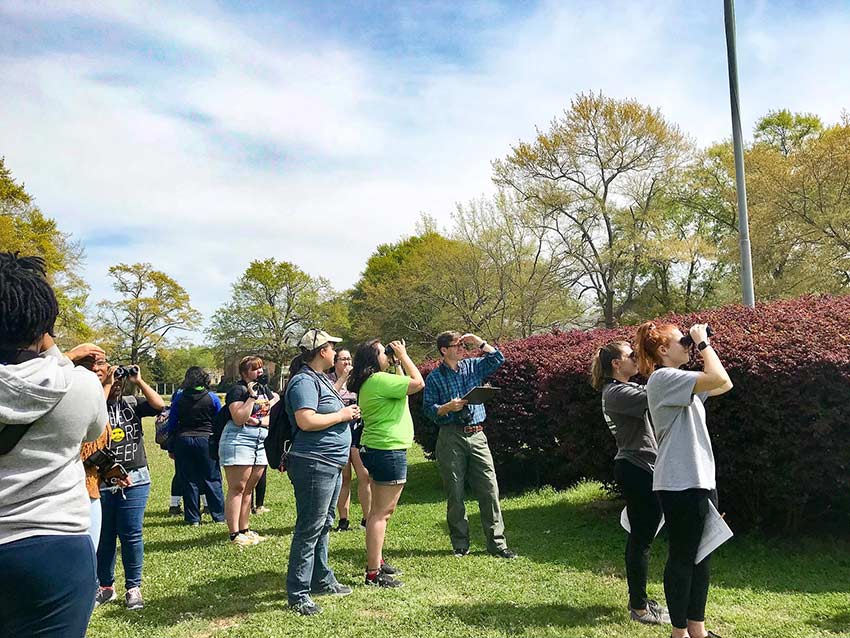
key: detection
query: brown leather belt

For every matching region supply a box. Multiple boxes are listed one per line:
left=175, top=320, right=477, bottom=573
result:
left=448, top=423, right=484, bottom=434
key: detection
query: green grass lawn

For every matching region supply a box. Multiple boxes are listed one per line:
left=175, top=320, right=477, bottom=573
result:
left=86, top=419, right=850, bottom=638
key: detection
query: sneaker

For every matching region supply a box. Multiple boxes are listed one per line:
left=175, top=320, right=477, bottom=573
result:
left=490, top=547, right=518, bottom=559
left=360, top=517, right=367, bottom=530
left=312, top=582, right=353, bottom=597
left=94, top=586, right=117, bottom=607
left=290, top=599, right=322, bottom=616
left=244, top=530, right=267, bottom=543
left=168, top=505, right=182, bottom=516
left=380, top=559, right=402, bottom=575
left=231, top=533, right=257, bottom=547
left=125, top=587, right=144, bottom=610
left=254, top=505, right=271, bottom=514
left=453, top=547, right=470, bottom=557
left=336, top=518, right=350, bottom=531
left=365, top=571, right=404, bottom=588
left=186, top=521, right=200, bottom=527
left=629, top=599, right=670, bottom=625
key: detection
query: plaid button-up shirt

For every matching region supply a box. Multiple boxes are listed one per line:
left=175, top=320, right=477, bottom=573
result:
left=423, top=349, right=504, bottom=426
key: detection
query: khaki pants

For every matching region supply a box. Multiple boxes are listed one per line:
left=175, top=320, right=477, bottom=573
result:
left=435, top=426, right=507, bottom=553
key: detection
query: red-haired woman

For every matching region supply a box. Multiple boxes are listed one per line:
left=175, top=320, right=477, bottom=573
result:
left=634, top=322, right=732, bottom=638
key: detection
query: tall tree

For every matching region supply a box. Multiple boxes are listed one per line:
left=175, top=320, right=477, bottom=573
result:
left=207, top=259, right=335, bottom=388
left=493, top=92, right=693, bottom=327
left=97, top=263, right=201, bottom=364
left=0, top=157, right=91, bottom=345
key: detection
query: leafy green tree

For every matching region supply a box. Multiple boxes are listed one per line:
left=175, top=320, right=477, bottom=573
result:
left=207, top=259, right=335, bottom=388
left=96, top=263, right=201, bottom=364
left=0, top=157, right=91, bottom=345
left=493, top=92, right=693, bottom=327
left=754, top=109, right=823, bottom=157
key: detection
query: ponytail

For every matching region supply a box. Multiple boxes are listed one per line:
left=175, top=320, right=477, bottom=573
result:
left=589, top=341, right=629, bottom=390
left=634, top=321, right=676, bottom=377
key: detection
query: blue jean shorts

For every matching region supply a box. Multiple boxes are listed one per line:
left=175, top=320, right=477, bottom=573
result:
left=219, top=422, right=268, bottom=466
left=359, top=447, right=407, bottom=485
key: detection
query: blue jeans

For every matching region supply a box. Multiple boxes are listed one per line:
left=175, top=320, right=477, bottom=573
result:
left=173, top=435, right=225, bottom=523
left=97, top=481, right=151, bottom=589
left=0, top=534, right=96, bottom=637
left=286, top=455, right=343, bottom=604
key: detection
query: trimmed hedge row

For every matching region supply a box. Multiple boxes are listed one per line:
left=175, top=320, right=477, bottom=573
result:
left=411, top=295, right=850, bottom=532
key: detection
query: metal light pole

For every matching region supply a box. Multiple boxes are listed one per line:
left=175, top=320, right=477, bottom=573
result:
left=724, top=0, right=756, bottom=307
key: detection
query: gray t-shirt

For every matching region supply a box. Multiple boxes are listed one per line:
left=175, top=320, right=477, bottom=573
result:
left=601, top=380, right=657, bottom=474
left=285, top=367, right=352, bottom=466
left=646, top=367, right=714, bottom=491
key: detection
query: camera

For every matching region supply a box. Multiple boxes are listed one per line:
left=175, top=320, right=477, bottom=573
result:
left=256, top=372, right=270, bottom=387
left=384, top=339, right=405, bottom=359
left=680, top=325, right=715, bottom=347
left=82, top=447, right=129, bottom=485
left=113, top=365, right=140, bottom=379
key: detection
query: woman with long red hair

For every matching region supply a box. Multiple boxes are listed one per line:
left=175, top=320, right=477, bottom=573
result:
left=634, top=322, right=732, bottom=638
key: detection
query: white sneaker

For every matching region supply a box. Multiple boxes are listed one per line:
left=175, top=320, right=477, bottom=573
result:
left=231, top=533, right=257, bottom=547
left=245, top=530, right=267, bottom=543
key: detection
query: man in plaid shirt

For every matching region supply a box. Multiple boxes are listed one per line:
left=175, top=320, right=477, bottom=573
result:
left=423, top=330, right=517, bottom=559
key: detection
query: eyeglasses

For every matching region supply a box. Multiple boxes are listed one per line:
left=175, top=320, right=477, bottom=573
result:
left=92, top=359, right=109, bottom=369
left=447, top=342, right=464, bottom=349
left=625, top=352, right=636, bottom=360
left=337, top=357, right=352, bottom=362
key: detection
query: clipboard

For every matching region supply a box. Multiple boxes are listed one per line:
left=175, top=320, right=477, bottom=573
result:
left=462, top=386, right=500, bottom=405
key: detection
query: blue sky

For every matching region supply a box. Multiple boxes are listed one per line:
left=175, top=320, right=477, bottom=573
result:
left=1, top=0, right=849, bottom=338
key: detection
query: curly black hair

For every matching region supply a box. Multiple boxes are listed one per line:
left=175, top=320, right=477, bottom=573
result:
left=181, top=366, right=211, bottom=390
left=0, top=252, right=59, bottom=349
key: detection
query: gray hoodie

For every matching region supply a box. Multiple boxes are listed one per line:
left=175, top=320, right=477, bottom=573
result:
left=0, top=345, right=107, bottom=545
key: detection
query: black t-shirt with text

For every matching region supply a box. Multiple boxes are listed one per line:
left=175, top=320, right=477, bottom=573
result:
left=107, top=396, right=160, bottom=471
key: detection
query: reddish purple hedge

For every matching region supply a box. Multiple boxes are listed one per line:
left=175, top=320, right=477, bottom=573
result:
left=411, top=294, right=850, bottom=532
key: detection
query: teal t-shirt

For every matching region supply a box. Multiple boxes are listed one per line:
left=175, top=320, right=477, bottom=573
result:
left=359, top=371, right=413, bottom=450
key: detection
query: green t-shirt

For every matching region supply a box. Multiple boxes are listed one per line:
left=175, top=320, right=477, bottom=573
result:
left=359, top=371, right=413, bottom=450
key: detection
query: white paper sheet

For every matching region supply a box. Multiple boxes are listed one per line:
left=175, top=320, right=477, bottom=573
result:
left=695, top=500, right=733, bottom=564
left=619, top=507, right=665, bottom=537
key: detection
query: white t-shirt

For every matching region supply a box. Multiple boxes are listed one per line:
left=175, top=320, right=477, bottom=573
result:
left=646, top=367, right=714, bottom=491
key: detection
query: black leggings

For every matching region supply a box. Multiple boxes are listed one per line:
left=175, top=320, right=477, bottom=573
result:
left=614, top=459, right=662, bottom=610
left=253, top=468, right=267, bottom=508
left=657, top=488, right=718, bottom=629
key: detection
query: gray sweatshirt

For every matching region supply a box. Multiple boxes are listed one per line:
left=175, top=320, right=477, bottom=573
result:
left=0, top=345, right=107, bottom=545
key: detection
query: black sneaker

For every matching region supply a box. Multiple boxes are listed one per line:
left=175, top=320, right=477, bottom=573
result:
left=629, top=599, right=670, bottom=625
left=168, top=505, right=182, bottom=517
left=336, top=518, right=350, bottom=532
left=312, top=582, right=353, bottom=597
left=365, top=571, right=403, bottom=588
left=360, top=517, right=367, bottom=530
left=380, top=559, right=402, bottom=575
left=453, top=547, right=470, bottom=557
left=490, top=547, right=518, bottom=559
left=290, top=599, right=322, bottom=616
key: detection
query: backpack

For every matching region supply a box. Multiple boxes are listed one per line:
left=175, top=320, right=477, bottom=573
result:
left=263, top=396, right=293, bottom=471
left=154, top=404, right=173, bottom=451
left=208, top=403, right=231, bottom=461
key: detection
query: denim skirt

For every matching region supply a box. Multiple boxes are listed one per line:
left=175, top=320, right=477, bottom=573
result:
left=219, top=422, right=268, bottom=466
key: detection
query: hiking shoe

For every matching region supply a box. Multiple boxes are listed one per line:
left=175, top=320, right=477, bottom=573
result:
left=380, top=558, right=402, bottom=575
left=290, top=599, right=322, bottom=616
left=365, top=571, right=404, bottom=588
left=125, top=587, right=144, bottom=610
left=312, top=582, right=353, bottom=597
left=244, top=530, right=267, bottom=543
left=336, top=518, right=350, bottom=531
left=490, top=547, right=518, bottom=559
left=360, top=517, right=367, bottom=530
left=168, top=505, right=182, bottom=516
left=254, top=505, right=271, bottom=514
left=630, top=599, right=670, bottom=625
left=453, top=547, right=470, bottom=557
left=231, top=533, right=257, bottom=547
left=94, top=586, right=117, bottom=607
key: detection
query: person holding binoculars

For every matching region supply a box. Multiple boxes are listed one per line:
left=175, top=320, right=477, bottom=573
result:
left=348, top=338, right=424, bottom=588
left=635, top=322, right=732, bottom=638
left=220, top=355, right=278, bottom=547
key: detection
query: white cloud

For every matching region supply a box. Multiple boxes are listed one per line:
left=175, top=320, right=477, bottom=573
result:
left=1, top=1, right=848, bottom=341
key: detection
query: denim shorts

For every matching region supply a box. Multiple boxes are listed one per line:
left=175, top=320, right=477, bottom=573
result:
left=359, top=447, right=407, bottom=485
left=219, top=422, right=267, bottom=466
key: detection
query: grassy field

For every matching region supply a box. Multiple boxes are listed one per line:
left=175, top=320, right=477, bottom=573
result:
left=85, top=419, right=850, bottom=638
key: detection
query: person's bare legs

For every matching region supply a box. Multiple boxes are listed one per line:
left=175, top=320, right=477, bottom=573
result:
left=223, top=465, right=252, bottom=534
left=350, top=447, right=371, bottom=521
left=366, top=483, right=404, bottom=570
left=240, top=465, right=266, bottom=531
left=337, top=460, right=352, bottom=521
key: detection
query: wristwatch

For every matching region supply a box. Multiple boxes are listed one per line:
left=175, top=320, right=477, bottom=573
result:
left=697, top=340, right=709, bottom=351
left=478, top=341, right=487, bottom=350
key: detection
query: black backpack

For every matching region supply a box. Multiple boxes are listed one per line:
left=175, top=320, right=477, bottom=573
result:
left=208, top=404, right=230, bottom=461
left=263, top=396, right=294, bottom=471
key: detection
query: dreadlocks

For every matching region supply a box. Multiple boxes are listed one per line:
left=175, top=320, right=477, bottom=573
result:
left=0, top=252, right=59, bottom=349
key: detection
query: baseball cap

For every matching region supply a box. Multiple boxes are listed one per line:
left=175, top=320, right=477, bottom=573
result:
left=299, top=328, right=342, bottom=351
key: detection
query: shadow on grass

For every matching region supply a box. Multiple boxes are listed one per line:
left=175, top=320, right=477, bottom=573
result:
left=432, top=601, right=619, bottom=631
left=502, top=496, right=850, bottom=595
left=808, top=609, right=850, bottom=633
left=97, top=570, right=283, bottom=628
